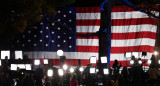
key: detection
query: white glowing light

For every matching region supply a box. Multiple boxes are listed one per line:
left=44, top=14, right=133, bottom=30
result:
left=63, top=64, right=68, bottom=70
left=47, top=69, right=53, bottom=77
left=57, top=50, right=64, bottom=56
left=58, top=69, right=64, bottom=76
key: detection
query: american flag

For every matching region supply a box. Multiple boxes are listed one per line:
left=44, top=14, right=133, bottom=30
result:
left=110, top=6, right=158, bottom=67
left=12, top=6, right=158, bottom=67
left=13, top=7, right=100, bottom=66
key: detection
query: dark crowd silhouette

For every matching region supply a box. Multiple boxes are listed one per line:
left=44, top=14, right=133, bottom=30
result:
left=0, top=55, right=159, bottom=86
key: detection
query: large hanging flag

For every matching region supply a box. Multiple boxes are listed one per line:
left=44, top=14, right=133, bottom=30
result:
left=110, top=6, right=159, bottom=67
left=12, top=6, right=158, bottom=67
left=12, top=7, right=100, bottom=66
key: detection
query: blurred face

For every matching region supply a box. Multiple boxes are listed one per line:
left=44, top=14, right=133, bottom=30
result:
left=5, top=56, right=8, bottom=60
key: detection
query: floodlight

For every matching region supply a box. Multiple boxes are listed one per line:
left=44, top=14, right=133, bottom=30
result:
left=103, top=68, right=109, bottom=75
left=11, top=64, right=18, bottom=71
left=158, top=60, right=160, bottom=64
left=100, top=56, right=107, bottom=63
left=96, top=69, right=99, bottom=72
left=1, top=50, right=10, bottom=59
left=43, top=59, right=48, bottom=64
left=63, top=64, right=68, bottom=70
left=138, top=60, right=142, bottom=64
left=154, top=51, right=158, bottom=56
left=25, top=64, right=31, bottom=70
left=34, top=60, right=40, bottom=65
left=22, top=72, right=24, bottom=74
left=132, top=52, right=139, bottom=58
left=79, top=67, right=84, bottom=72
left=47, top=69, right=53, bottom=77
left=57, top=50, right=64, bottom=56
left=130, top=60, right=134, bottom=65
left=70, top=68, right=74, bottom=73
left=125, top=52, right=131, bottom=58
left=58, top=69, right=64, bottom=76
left=0, top=60, right=1, bottom=66
left=90, top=68, right=96, bottom=74
left=90, top=56, right=97, bottom=64
left=15, top=51, right=23, bottom=59
left=17, top=64, right=25, bottom=69
left=148, top=60, right=151, bottom=64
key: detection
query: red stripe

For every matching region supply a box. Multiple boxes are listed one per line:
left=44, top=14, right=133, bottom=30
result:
left=77, top=46, right=99, bottom=52
left=112, top=5, right=159, bottom=12
left=111, top=32, right=156, bottom=39
left=112, top=6, right=135, bottom=12
left=111, top=18, right=158, bottom=26
left=77, top=19, right=100, bottom=26
left=111, top=45, right=154, bottom=53
left=76, top=7, right=101, bottom=13
left=110, top=59, right=149, bottom=67
left=77, top=36, right=99, bottom=39
left=31, top=59, right=97, bottom=66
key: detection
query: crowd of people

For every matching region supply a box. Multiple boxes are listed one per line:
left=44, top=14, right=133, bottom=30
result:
left=0, top=55, right=159, bottom=86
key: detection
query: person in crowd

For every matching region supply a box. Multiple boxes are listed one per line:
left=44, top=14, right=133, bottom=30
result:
left=22, top=73, right=35, bottom=86
left=112, top=59, right=122, bottom=78
left=82, top=64, right=96, bottom=85
left=121, top=66, right=129, bottom=79
left=2, top=56, right=10, bottom=73
left=108, top=64, right=113, bottom=78
left=148, top=54, right=158, bottom=86
left=41, top=75, right=46, bottom=86
left=120, top=66, right=129, bottom=86
left=4, top=73, right=14, bottom=86
left=70, top=74, right=78, bottom=86
left=128, top=56, right=146, bottom=86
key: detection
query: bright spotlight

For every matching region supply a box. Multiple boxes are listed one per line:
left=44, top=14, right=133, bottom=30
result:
left=47, top=69, right=53, bottom=77
left=15, top=51, right=23, bottom=59
left=1, top=50, right=10, bottom=59
left=25, top=64, right=31, bottom=70
left=132, top=52, right=139, bottom=58
left=17, top=64, right=25, bottom=69
left=100, top=56, right=107, bottom=63
left=125, top=52, right=131, bottom=58
left=58, top=69, right=64, bottom=76
left=148, top=60, right=151, bottom=64
left=130, top=60, right=134, bottom=65
left=79, top=67, right=84, bottom=72
left=43, top=59, right=48, bottom=64
left=63, top=64, right=68, bottom=70
left=103, top=68, right=109, bottom=75
left=0, top=60, right=1, bottom=66
left=90, top=56, right=97, bottom=64
left=70, top=68, right=74, bottom=73
left=158, top=60, right=160, bottom=64
left=34, top=60, right=40, bottom=65
left=138, top=60, right=142, bottom=64
left=154, top=51, right=158, bottom=56
left=57, top=50, right=64, bottom=56
left=11, top=64, right=18, bottom=71
left=96, top=69, right=99, bottom=72
left=90, top=68, right=96, bottom=74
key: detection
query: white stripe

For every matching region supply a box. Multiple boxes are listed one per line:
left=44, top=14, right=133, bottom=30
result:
left=110, top=52, right=152, bottom=61
left=23, top=52, right=98, bottom=59
left=111, top=38, right=155, bottom=47
left=76, top=26, right=100, bottom=33
left=111, top=25, right=157, bottom=33
left=76, top=13, right=100, bottom=19
left=111, top=11, right=159, bottom=19
left=76, top=39, right=99, bottom=46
